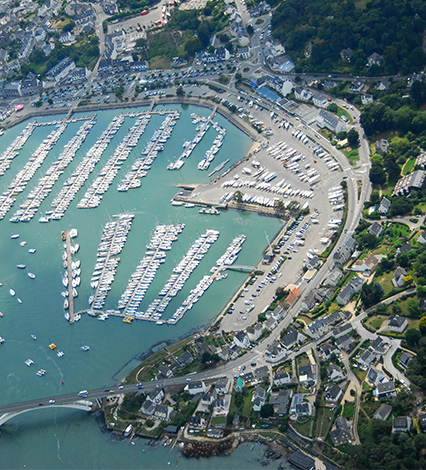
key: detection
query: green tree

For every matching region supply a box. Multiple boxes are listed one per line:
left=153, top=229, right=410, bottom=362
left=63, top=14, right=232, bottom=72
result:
left=419, top=316, right=426, bottom=335
left=233, top=190, right=243, bottom=204
left=260, top=403, right=274, bottom=418
left=176, top=86, right=184, bottom=97
left=328, top=103, right=338, bottom=113
left=347, top=128, right=359, bottom=146
left=369, top=164, right=386, bottom=185
left=406, top=328, right=421, bottom=347
left=360, top=281, right=383, bottom=308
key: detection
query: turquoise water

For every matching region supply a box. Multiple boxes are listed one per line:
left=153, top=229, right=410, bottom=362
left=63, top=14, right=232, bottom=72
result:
left=0, top=104, right=284, bottom=468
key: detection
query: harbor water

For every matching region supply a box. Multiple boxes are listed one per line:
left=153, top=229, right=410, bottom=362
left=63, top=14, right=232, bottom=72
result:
left=0, top=103, right=285, bottom=468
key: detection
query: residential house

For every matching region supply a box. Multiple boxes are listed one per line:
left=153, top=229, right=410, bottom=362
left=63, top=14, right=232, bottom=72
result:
left=265, top=340, right=287, bottom=363
left=238, top=47, right=251, bottom=59
left=273, top=371, right=292, bottom=387
left=361, top=94, right=374, bottom=105
left=388, top=315, right=408, bottom=333
left=247, top=323, right=263, bottom=342
left=320, top=342, right=339, bottom=360
left=271, top=305, right=284, bottom=321
left=290, top=393, right=312, bottom=417
left=367, top=52, right=384, bottom=67
left=284, top=287, right=301, bottom=309
left=376, top=197, right=391, bottom=215
left=327, top=364, right=344, bottom=382
left=234, top=331, right=251, bottom=349
left=374, top=139, right=389, bottom=156
left=348, top=79, right=364, bottom=93
left=243, top=372, right=255, bottom=385
left=140, top=400, right=156, bottom=416
left=358, top=349, right=376, bottom=369
left=212, top=394, right=231, bottom=417
left=322, top=267, right=343, bottom=287
left=370, top=336, right=390, bottom=357
left=253, top=387, right=266, bottom=412
left=249, top=71, right=266, bottom=88
left=419, top=413, right=426, bottom=432
left=306, top=255, right=321, bottom=270
left=397, top=243, right=413, bottom=256
left=201, top=393, right=214, bottom=407
left=340, top=47, right=353, bottom=62
left=351, top=254, right=378, bottom=277
left=399, top=351, right=413, bottom=370
left=366, top=366, right=388, bottom=387
left=330, top=416, right=353, bottom=445
left=298, top=364, right=316, bottom=387
left=234, top=378, right=244, bottom=393
left=154, top=404, right=173, bottom=421
left=392, top=267, right=408, bottom=288
left=176, top=351, right=193, bottom=367
left=376, top=380, right=396, bottom=400
left=392, top=416, right=412, bottom=433
left=294, top=87, right=312, bottom=102
left=336, top=277, right=364, bottom=306
left=333, top=238, right=356, bottom=267
left=415, top=152, right=426, bottom=170
left=335, top=334, right=353, bottom=352
left=316, top=109, right=346, bottom=134
left=166, top=425, right=180, bottom=435
left=207, top=428, right=224, bottom=439
left=313, top=94, right=329, bottom=108
left=265, top=317, right=278, bottom=331
left=148, top=388, right=164, bottom=405
left=269, top=389, right=293, bottom=417
left=374, top=404, right=393, bottom=421
left=254, top=366, right=269, bottom=381
left=368, top=221, right=383, bottom=238
left=281, top=326, right=305, bottom=349
left=300, top=289, right=323, bottom=313
left=324, top=384, right=343, bottom=405
left=393, top=170, right=426, bottom=196
left=215, top=378, right=230, bottom=396
left=418, top=230, right=426, bottom=245
left=184, top=381, right=207, bottom=395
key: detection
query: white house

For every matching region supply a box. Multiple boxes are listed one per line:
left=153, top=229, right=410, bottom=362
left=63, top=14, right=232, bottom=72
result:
left=388, top=315, right=408, bottom=334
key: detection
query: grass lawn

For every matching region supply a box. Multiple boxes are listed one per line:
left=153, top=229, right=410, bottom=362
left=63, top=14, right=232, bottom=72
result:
left=341, top=147, right=359, bottom=166
left=293, top=417, right=314, bottom=438
left=242, top=392, right=254, bottom=417
left=336, top=107, right=353, bottom=123
left=297, top=354, right=311, bottom=368
left=374, top=271, right=396, bottom=297
left=365, top=315, right=387, bottom=331
left=314, top=406, right=335, bottom=438
left=210, top=416, right=226, bottom=426
left=353, top=367, right=367, bottom=382
left=402, top=158, right=416, bottom=176
left=342, top=402, right=354, bottom=419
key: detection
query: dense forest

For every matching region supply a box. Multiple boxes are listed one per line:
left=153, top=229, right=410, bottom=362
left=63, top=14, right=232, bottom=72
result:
left=271, top=0, right=426, bottom=75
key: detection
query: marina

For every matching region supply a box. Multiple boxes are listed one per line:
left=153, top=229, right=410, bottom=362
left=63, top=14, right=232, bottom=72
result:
left=0, top=120, right=69, bottom=220
left=116, top=223, right=184, bottom=317
left=89, top=213, right=134, bottom=311
left=77, top=113, right=152, bottom=209
left=44, top=115, right=125, bottom=222
left=118, top=110, right=180, bottom=192
left=167, top=110, right=216, bottom=171
left=140, top=229, right=219, bottom=322
left=11, top=117, right=96, bottom=223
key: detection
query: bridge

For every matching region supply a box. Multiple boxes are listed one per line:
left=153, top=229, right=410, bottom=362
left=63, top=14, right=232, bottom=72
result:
left=223, top=265, right=255, bottom=273
left=0, top=401, right=93, bottom=426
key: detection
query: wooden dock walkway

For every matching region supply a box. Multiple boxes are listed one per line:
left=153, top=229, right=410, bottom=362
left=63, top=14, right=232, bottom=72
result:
left=64, top=230, right=75, bottom=324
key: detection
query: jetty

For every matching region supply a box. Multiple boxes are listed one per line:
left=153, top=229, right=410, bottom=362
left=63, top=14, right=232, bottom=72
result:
left=64, top=230, right=75, bottom=324
left=208, top=159, right=230, bottom=177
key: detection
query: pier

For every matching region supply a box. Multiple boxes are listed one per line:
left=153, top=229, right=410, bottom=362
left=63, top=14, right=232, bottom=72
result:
left=64, top=230, right=75, bottom=324
left=208, top=159, right=230, bottom=177
left=223, top=265, right=255, bottom=273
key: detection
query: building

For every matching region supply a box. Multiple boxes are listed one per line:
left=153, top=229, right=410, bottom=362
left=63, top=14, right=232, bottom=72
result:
left=330, top=416, right=353, bottom=445
left=298, top=364, right=316, bottom=387
left=351, top=254, right=378, bottom=277
left=46, top=57, right=76, bottom=83
left=367, top=52, right=385, bottom=67
left=294, top=87, right=312, bottom=102
left=269, top=389, right=292, bottom=417
left=393, top=170, right=426, bottom=196
left=312, top=94, right=329, bottom=108
left=336, top=277, right=364, bottom=306
left=368, top=221, right=383, bottom=238
left=234, top=331, right=251, bottom=349
left=253, top=387, right=266, bottom=412
left=273, top=371, right=292, bottom=387
left=288, top=451, right=315, bottom=470
left=184, top=381, right=207, bottom=395
left=340, top=47, right=353, bottom=62
left=290, top=393, right=312, bottom=417
left=418, top=230, right=426, bottom=245
left=366, top=366, right=388, bottom=387
left=361, top=94, right=374, bottom=105
left=419, top=413, right=426, bottom=432
left=265, top=340, right=287, bottom=363
left=399, top=351, right=413, bottom=370
left=281, top=326, right=305, bottom=349
left=316, top=109, right=346, bottom=134
left=324, top=384, right=343, bottom=404
left=246, top=323, right=263, bottom=342
left=392, top=267, right=408, bottom=288
left=392, top=416, right=412, bottom=433
left=327, top=364, right=344, bottom=382
left=374, top=404, right=392, bottom=421
left=322, top=267, right=343, bottom=287
left=374, top=139, right=389, bottom=156
left=335, top=334, right=353, bottom=352
left=333, top=238, right=356, bottom=266
left=376, top=380, right=396, bottom=400
left=284, top=288, right=301, bottom=309
left=388, top=315, right=408, bottom=333
left=377, top=197, right=391, bottom=214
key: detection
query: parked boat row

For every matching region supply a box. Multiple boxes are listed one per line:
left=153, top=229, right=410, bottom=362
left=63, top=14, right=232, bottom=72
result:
left=197, top=122, right=226, bottom=171
left=139, top=229, right=219, bottom=321
left=11, top=117, right=97, bottom=223
left=62, top=231, right=80, bottom=322
left=0, top=121, right=37, bottom=177
left=198, top=207, right=220, bottom=215
left=89, top=213, right=134, bottom=311
left=0, top=121, right=68, bottom=220
left=117, top=223, right=184, bottom=316
left=78, top=114, right=151, bottom=209
left=44, top=115, right=125, bottom=222
left=167, top=111, right=215, bottom=171
left=166, top=234, right=245, bottom=325
left=118, top=110, right=181, bottom=192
